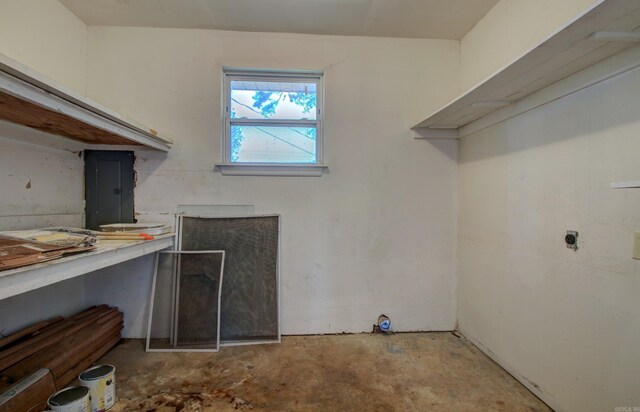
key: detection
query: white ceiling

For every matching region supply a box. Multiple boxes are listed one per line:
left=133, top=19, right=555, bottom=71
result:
left=59, top=0, right=499, bottom=40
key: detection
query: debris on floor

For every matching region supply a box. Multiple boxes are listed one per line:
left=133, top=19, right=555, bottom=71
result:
left=98, top=333, right=551, bottom=412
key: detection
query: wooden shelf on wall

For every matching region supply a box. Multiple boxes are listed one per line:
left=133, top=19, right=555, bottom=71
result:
left=412, top=0, right=640, bottom=135
left=0, top=233, right=174, bottom=301
left=0, top=53, right=172, bottom=151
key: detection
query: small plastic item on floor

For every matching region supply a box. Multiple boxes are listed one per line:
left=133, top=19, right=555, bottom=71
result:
left=373, top=314, right=392, bottom=334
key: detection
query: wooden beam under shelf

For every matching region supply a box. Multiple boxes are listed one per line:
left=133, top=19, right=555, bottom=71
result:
left=0, top=91, right=141, bottom=146
left=0, top=53, right=172, bottom=151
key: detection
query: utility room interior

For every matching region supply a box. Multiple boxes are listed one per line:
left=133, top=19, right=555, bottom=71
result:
left=0, top=0, right=639, bottom=411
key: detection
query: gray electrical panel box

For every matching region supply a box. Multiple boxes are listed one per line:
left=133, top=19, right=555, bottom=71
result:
left=84, top=150, right=134, bottom=230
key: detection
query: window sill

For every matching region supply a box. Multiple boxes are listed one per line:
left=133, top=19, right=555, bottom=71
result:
left=215, top=163, right=328, bottom=177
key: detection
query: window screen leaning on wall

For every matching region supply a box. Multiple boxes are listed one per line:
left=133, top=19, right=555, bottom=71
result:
left=147, top=251, right=225, bottom=352
left=223, top=68, right=323, bottom=164
left=180, top=215, right=280, bottom=344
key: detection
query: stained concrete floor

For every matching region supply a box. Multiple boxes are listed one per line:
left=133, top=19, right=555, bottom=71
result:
left=101, top=333, right=551, bottom=411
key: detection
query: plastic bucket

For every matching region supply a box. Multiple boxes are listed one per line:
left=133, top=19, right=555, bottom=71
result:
left=78, top=364, right=116, bottom=412
left=47, top=386, right=90, bottom=412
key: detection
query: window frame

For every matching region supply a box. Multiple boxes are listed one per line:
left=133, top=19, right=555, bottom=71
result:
left=218, top=68, right=326, bottom=176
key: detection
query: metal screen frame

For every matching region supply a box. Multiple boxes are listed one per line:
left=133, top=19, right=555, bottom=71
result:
left=177, top=214, right=281, bottom=347
left=145, top=250, right=226, bottom=353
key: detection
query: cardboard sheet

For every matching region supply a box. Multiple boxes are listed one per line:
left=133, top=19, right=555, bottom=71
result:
left=0, top=235, right=94, bottom=271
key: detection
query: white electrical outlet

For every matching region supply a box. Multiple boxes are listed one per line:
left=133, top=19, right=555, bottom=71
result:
left=633, top=232, right=640, bottom=260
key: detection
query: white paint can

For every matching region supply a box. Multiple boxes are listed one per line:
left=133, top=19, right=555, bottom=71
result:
left=47, top=386, right=90, bottom=412
left=78, top=365, right=116, bottom=412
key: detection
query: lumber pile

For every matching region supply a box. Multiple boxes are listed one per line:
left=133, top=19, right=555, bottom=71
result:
left=0, top=369, right=55, bottom=412
left=0, top=305, right=123, bottom=411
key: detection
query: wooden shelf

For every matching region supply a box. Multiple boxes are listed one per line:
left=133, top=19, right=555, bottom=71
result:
left=0, top=54, right=172, bottom=151
left=0, top=232, right=174, bottom=301
left=413, top=0, right=640, bottom=132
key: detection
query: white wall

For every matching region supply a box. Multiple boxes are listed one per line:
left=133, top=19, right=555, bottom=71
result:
left=84, top=27, right=461, bottom=334
left=0, top=0, right=87, bottom=93
left=459, top=0, right=597, bottom=91
left=0, top=276, right=88, bottom=338
left=0, top=131, right=84, bottom=230
left=84, top=255, right=156, bottom=338
left=0, top=0, right=88, bottom=231
left=458, top=46, right=640, bottom=412
left=0, top=255, right=154, bottom=338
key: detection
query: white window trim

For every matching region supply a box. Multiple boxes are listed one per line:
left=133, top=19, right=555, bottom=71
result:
left=215, top=67, right=327, bottom=177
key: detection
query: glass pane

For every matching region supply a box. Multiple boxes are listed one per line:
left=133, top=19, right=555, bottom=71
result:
left=230, top=125, right=316, bottom=163
left=230, top=80, right=317, bottom=120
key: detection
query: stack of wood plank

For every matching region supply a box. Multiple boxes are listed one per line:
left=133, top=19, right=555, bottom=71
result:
left=0, top=305, right=122, bottom=411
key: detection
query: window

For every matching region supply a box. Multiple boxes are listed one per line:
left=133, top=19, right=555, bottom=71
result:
left=219, top=68, right=325, bottom=176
